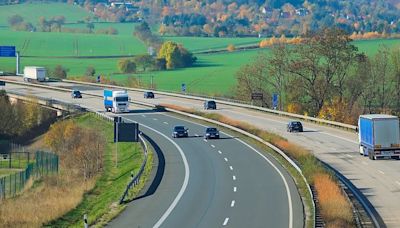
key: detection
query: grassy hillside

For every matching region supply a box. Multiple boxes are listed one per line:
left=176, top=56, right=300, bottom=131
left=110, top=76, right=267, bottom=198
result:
left=0, top=3, right=93, bottom=26
left=0, top=28, right=146, bottom=57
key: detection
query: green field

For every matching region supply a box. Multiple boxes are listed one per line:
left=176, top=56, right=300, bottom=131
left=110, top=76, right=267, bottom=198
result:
left=0, top=2, right=93, bottom=26
left=1, top=3, right=400, bottom=95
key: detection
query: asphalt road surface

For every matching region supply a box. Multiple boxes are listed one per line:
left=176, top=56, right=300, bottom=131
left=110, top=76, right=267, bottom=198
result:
left=4, top=81, right=304, bottom=228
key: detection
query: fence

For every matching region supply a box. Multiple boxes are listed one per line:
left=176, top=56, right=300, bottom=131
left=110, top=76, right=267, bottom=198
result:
left=0, top=151, right=58, bottom=199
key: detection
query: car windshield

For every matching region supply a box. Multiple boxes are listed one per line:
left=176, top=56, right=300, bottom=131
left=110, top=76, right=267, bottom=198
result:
left=206, top=128, right=217, bottom=132
left=207, top=101, right=215, bottom=105
left=115, top=96, right=128, bottom=102
left=73, top=91, right=80, bottom=95
left=174, top=126, right=185, bottom=131
left=292, top=122, right=301, bottom=126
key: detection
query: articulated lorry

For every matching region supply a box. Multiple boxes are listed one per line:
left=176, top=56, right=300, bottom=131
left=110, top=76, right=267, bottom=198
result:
left=23, top=66, right=46, bottom=82
left=358, top=114, right=400, bottom=160
left=104, top=89, right=130, bottom=113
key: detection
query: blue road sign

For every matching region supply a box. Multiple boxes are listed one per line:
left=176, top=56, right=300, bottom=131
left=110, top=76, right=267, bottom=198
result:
left=181, top=83, right=186, bottom=92
left=0, top=46, right=16, bottom=57
left=272, top=93, right=279, bottom=109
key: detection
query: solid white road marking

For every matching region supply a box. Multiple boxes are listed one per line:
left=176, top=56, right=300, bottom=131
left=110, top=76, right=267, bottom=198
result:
left=231, top=200, right=235, bottom=207
left=218, top=150, right=222, bottom=154
left=211, top=144, right=215, bottom=148
left=233, top=175, right=236, bottom=180
left=378, top=170, right=385, bottom=175
left=224, top=157, right=228, bottom=162
left=233, top=187, right=237, bottom=192
left=123, top=119, right=190, bottom=228
left=229, top=166, right=233, bottom=170
left=163, top=121, right=168, bottom=124
left=223, top=218, right=229, bottom=226
left=160, top=113, right=294, bottom=228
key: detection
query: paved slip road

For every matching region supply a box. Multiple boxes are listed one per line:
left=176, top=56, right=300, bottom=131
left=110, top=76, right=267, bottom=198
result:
left=37, top=78, right=400, bottom=227
left=4, top=82, right=304, bottom=228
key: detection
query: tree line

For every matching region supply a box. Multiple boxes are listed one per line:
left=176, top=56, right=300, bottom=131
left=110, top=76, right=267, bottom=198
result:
left=235, top=28, right=400, bottom=124
left=0, top=91, right=54, bottom=139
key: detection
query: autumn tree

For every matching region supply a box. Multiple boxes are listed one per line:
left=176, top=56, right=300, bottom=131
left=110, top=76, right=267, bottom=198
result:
left=52, top=65, right=68, bottom=79
left=85, top=66, right=96, bottom=76
left=157, top=41, right=196, bottom=69
left=133, top=54, right=154, bottom=72
left=118, top=58, right=136, bottom=73
left=285, top=28, right=358, bottom=115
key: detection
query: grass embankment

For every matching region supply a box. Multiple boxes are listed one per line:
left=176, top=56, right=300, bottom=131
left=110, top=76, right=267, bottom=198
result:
left=161, top=104, right=354, bottom=227
left=49, top=113, right=148, bottom=227
left=0, top=113, right=152, bottom=227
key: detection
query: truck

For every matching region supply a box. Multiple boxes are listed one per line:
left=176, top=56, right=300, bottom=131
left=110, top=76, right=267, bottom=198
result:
left=358, top=114, right=400, bottom=160
left=23, top=66, right=46, bottom=82
left=104, top=89, right=130, bottom=113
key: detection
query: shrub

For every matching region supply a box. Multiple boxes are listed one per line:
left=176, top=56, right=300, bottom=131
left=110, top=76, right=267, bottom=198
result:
left=118, top=59, right=136, bottom=73
left=52, top=65, right=68, bottom=79
left=85, top=66, right=96, bottom=77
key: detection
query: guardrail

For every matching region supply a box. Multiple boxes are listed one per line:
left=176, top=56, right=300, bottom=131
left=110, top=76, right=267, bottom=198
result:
left=119, top=133, right=148, bottom=204
left=89, top=112, right=149, bottom=205
left=62, top=79, right=358, bottom=131
left=7, top=78, right=377, bottom=227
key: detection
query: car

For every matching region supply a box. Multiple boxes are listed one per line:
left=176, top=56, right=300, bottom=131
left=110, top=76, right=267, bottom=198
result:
left=71, top=90, right=82, bottom=98
left=204, top=100, right=217, bottom=110
left=144, top=91, right=155, bottom=99
left=287, top=121, right=303, bottom=132
left=172, top=125, right=189, bottom=138
left=204, top=127, right=219, bottom=139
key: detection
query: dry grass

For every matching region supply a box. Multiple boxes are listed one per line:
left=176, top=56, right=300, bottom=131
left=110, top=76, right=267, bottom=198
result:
left=160, top=103, right=355, bottom=226
left=314, top=174, right=353, bottom=227
left=0, top=173, right=95, bottom=228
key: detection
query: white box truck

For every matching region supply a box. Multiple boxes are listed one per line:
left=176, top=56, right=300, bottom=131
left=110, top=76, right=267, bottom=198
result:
left=358, top=114, right=400, bottom=160
left=23, top=66, right=46, bottom=82
left=103, top=89, right=130, bottom=113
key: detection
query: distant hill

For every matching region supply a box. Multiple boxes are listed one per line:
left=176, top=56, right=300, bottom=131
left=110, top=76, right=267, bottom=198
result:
left=139, top=0, right=400, bottom=37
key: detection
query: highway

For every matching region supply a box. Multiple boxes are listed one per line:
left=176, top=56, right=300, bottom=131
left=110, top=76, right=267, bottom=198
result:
left=40, top=77, right=400, bottom=227
left=3, top=81, right=304, bottom=227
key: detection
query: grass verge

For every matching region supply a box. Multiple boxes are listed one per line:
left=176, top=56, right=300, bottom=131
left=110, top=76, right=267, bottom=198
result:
left=160, top=104, right=354, bottom=227
left=48, top=113, right=148, bottom=227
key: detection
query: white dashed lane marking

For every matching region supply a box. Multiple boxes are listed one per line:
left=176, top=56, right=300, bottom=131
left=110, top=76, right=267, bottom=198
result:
left=231, top=200, right=235, bottom=207
left=218, top=150, right=222, bottom=154
left=233, top=187, right=237, bottom=192
left=224, top=157, right=228, bottom=162
left=211, top=144, right=215, bottom=148
left=233, top=175, right=236, bottom=181
left=223, top=218, right=229, bottom=226
left=229, top=166, right=233, bottom=170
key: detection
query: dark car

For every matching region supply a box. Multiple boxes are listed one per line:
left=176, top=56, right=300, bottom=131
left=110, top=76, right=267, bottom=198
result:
left=71, top=90, right=82, bottom=98
left=172, top=125, right=189, bottom=138
left=204, top=100, right=216, bottom=110
left=287, top=121, right=303, bottom=132
left=144, top=91, right=155, bottom=99
left=204, top=127, right=219, bottom=139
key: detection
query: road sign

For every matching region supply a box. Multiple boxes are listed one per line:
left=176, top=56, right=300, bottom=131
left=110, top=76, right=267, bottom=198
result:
left=272, top=93, right=279, bottom=109
left=97, top=75, right=101, bottom=83
left=0, top=81, right=5, bottom=86
left=0, top=46, right=16, bottom=57
left=251, top=92, right=263, bottom=100
left=181, top=83, right=186, bottom=92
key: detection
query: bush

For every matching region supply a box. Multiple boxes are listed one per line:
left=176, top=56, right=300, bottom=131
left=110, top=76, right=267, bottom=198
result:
left=227, top=44, right=236, bottom=52
left=85, top=66, right=96, bottom=77
left=118, top=59, right=136, bottom=73
left=52, top=65, right=68, bottom=79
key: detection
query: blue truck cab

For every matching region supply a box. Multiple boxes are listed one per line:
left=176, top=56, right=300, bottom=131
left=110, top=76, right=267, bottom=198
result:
left=104, top=89, right=130, bottom=113
left=358, top=114, right=400, bottom=160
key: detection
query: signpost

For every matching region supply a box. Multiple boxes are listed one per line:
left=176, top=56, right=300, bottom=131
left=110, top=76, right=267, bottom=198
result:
left=272, top=93, right=279, bottom=110
left=0, top=46, right=16, bottom=57
left=0, top=46, right=19, bottom=75
left=181, top=83, right=186, bottom=93
left=251, top=92, right=263, bottom=100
